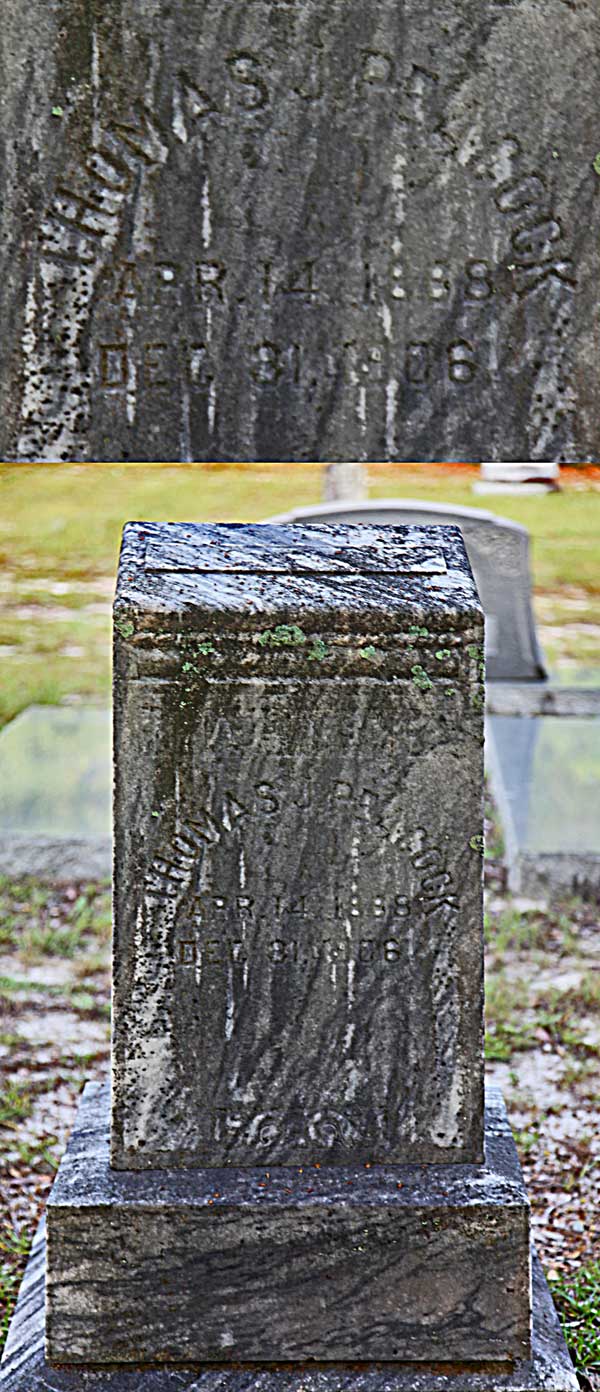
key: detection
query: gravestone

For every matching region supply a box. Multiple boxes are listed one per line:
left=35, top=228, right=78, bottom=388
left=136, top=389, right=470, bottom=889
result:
left=1, top=524, right=578, bottom=1392
left=486, top=714, right=600, bottom=899
left=110, top=521, right=486, bottom=1170
left=474, top=463, right=560, bottom=495
left=1, top=2, right=599, bottom=463
left=324, top=462, right=368, bottom=503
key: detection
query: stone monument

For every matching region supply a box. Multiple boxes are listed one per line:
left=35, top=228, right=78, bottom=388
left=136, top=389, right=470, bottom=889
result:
left=1, top=522, right=578, bottom=1392
left=1, top=2, right=599, bottom=463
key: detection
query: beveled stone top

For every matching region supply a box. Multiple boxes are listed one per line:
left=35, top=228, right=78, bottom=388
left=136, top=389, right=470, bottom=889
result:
left=115, top=522, right=482, bottom=636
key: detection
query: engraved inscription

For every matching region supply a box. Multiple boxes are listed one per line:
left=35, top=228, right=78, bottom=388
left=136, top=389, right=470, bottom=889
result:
left=492, top=142, right=575, bottom=297
left=176, top=935, right=404, bottom=968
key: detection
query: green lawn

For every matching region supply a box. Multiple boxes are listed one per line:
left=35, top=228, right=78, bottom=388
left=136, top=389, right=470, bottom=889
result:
left=0, top=464, right=598, bottom=728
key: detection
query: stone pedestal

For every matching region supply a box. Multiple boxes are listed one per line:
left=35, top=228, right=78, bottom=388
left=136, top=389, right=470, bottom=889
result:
left=1, top=1224, right=579, bottom=1392
left=46, top=1084, right=530, bottom=1366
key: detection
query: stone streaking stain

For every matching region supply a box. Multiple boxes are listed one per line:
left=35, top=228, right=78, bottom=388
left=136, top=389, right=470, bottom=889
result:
left=46, top=1083, right=531, bottom=1366
left=1, top=1, right=599, bottom=461
left=2, top=1209, right=579, bottom=1390
left=111, top=523, right=485, bottom=1170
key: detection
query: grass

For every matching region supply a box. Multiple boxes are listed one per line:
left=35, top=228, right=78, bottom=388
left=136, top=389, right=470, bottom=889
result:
left=0, top=879, right=111, bottom=959
left=484, top=904, right=579, bottom=956
left=0, top=1083, right=32, bottom=1129
left=483, top=906, right=600, bottom=1061
left=0, top=463, right=598, bottom=728
left=0, top=1229, right=31, bottom=1347
left=548, top=1263, right=600, bottom=1377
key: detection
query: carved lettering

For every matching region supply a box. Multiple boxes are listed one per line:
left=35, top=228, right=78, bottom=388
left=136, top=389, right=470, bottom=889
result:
left=144, top=342, right=170, bottom=386
left=108, top=102, right=169, bottom=166
left=226, top=51, right=270, bottom=110
left=99, top=343, right=129, bottom=389
left=196, top=261, right=227, bottom=301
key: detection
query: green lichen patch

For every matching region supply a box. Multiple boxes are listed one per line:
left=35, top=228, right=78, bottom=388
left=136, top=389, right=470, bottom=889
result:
left=358, top=646, right=379, bottom=663
left=257, top=624, right=306, bottom=648
left=408, top=625, right=429, bottom=638
left=308, top=638, right=328, bottom=662
left=435, top=649, right=451, bottom=661
left=411, top=664, right=433, bottom=691
left=469, top=834, right=485, bottom=854
left=197, top=641, right=216, bottom=657
left=114, top=618, right=134, bottom=640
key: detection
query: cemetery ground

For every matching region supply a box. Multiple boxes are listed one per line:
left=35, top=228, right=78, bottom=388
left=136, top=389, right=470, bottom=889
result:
left=0, top=463, right=598, bottom=1380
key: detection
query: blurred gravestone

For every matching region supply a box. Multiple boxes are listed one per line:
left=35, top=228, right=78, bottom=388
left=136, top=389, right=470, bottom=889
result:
left=0, top=705, right=111, bottom=880
left=1, top=1, right=599, bottom=462
left=324, top=463, right=368, bottom=502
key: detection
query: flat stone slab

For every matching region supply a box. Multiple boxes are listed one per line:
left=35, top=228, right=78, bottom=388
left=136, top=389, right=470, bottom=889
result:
left=1, top=1220, right=577, bottom=1391
left=112, top=522, right=485, bottom=1170
left=2, top=0, right=599, bottom=462
left=0, top=705, right=111, bottom=880
left=45, top=1083, right=531, bottom=1365
left=486, top=714, right=600, bottom=899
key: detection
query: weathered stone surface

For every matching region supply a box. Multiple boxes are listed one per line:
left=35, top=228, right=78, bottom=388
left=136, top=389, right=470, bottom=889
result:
left=1, top=2, right=599, bottom=463
left=266, top=501, right=546, bottom=684
left=46, top=1082, right=529, bottom=1366
left=111, top=522, right=485, bottom=1169
left=2, top=1212, right=579, bottom=1390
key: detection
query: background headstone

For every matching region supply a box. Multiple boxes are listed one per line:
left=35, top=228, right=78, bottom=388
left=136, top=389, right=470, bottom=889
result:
left=474, top=463, right=561, bottom=494
left=1, top=1, right=599, bottom=462
left=323, top=463, right=368, bottom=503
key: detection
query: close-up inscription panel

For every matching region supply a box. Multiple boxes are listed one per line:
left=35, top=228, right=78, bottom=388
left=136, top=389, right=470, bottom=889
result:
left=1, top=0, right=598, bottom=461
left=111, top=521, right=485, bottom=1169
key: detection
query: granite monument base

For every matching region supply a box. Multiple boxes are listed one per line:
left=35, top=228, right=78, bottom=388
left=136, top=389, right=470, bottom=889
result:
left=1, top=1227, right=578, bottom=1392
left=43, top=1084, right=532, bottom=1367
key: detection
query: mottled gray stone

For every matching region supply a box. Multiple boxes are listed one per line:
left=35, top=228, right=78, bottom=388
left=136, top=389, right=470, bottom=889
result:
left=111, top=522, right=485, bottom=1169
left=266, top=501, right=545, bottom=683
left=486, top=715, right=600, bottom=900
left=2, top=1, right=599, bottom=463
left=1, top=1217, right=578, bottom=1390
left=46, top=1082, right=530, bottom=1366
